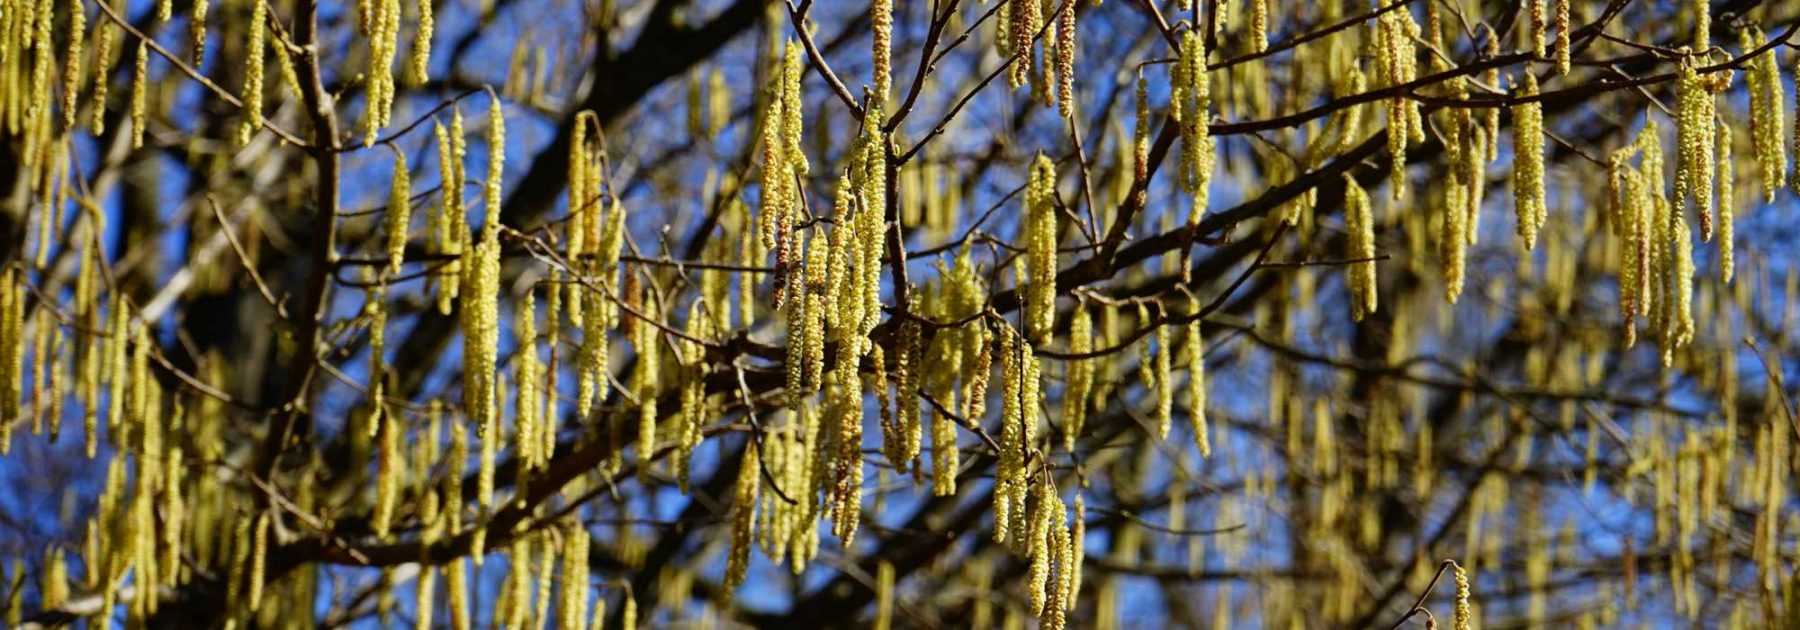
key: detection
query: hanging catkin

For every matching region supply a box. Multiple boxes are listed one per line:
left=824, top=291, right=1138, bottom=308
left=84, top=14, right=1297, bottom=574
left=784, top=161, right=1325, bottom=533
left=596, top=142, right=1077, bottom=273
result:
left=61, top=0, right=86, bottom=131
left=1513, top=73, right=1545, bottom=249
left=1172, top=30, right=1215, bottom=220
left=1053, top=1, right=1075, bottom=119
left=871, top=0, right=892, bottom=105
left=1061, top=305, right=1092, bottom=452
left=1717, top=114, right=1734, bottom=283
left=1674, top=54, right=1715, bottom=240
left=236, top=0, right=267, bottom=146
left=1343, top=174, right=1378, bottom=320
left=1742, top=26, right=1787, bottom=200
left=724, top=438, right=759, bottom=594
left=384, top=148, right=412, bottom=277
left=1184, top=303, right=1209, bottom=458
left=1024, top=154, right=1057, bottom=342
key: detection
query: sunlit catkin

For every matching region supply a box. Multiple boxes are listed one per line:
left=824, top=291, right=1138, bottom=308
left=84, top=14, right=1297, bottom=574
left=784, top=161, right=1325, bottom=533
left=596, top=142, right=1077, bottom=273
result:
left=384, top=148, right=412, bottom=277
left=1343, top=174, right=1378, bottom=320
left=1053, top=1, right=1075, bottom=119
left=1061, top=305, right=1092, bottom=452
left=1674, top=54, right=1716, bottom=240
left=237, top=0, right=267, bottom=147
left=1024, top=154, right=1058, bottom=342
left=725, top=439, right=759, bottom=594
left=1513, top=73, right=1545, bottom=249
left=1184, top=309, right=1209, bottom=457
left=411, top=0, right=434, bottom=82
left=1007, top=0, right=1040, bottom=90
left=871, top=0, right=892, bottom=105
left=1173, top=30, right=1215, bottom=220
left=60, top=0, right=85, bottom=131
left=1553, top=0, right=1570, bottom=75
left=1742, top=26, right=1786, bottom=200
left=1453, top=561, right=1472, bottom=630
left=1717, top=115, right=1735, bottom=283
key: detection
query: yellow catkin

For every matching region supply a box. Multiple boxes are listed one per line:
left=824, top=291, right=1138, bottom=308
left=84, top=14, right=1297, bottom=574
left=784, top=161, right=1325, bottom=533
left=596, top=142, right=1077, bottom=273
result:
left=1061, top=305, right=1092, bottom=452
left=1025, top=155, right=1058, bottom=342
left=1250, top=0, right=1268, bottom=53
left=89, top=0, right=117, bottom=135
left=1054, top=1, right=1076, bottom=118
left=247, top=511, right=269, bottom=611
left=1453, top=561, right=1472, bottom=630
left=621, top=591, right=637, bottom=630
left=60, top=0, right=85, bottom=131
left=1184, top=308, right=1208, bottom=457
left=1153, top=309, right=1172, bottom=440
left=635, top=289, right=660, bottom=477
left=1718, top=115, right=1734, bottom=283
left=875, top=560, right=895, bottom=630
left=1344, top=174, right=1378, bottom=320
left=725, top=436, right=760, bottom=594
left=1513, top=73, right=1545, bottom=249
left=129, top=42, right=148, bottom=148
left=373, top=398, right=400, bottom=538
left=1007, top=0, right=1039, bottom=90
left=1674, top=54, right=1716, bottom=240
left=1553, top=0, right=1570, bottom=75
left=556, top=523, right=588, bottom=630
left=1173, top=30, right=1215, bottom=220
left=871, top=0, right=892, bottom=105
left=1529, top=0, right=1547, bottom=58
left=517, top=292, right=544, bottom=475
left=1742, top=26, right=1787, bottom=200
left=236, top=0, right=267, bottom=147
left=1067, top=496, right=1085, bottom=608
left=385, top=148, right=413, bottom=277
left=446, top=558, right=470, bottom=630
left=411, top=0, right=433, bottom=82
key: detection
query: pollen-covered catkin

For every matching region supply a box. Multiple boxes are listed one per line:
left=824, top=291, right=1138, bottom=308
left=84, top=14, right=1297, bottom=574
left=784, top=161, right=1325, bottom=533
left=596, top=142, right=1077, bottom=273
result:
left=871, top=0, right=892, bottom=105
left=1024, top=155, right=1058, bottom=342
left=1184, top=308, right=1209, bottom=458
left=1553, top=0, right=1570, bottom=75
left=1250, top=0, right=1268, bottom=53
left=1344, top=174, right=1378, bottom=320
left=128, top=42, right=149, bottom=148
left=1514, top=73, right=1545, bottom=249
left=1718, top=115, right=1735, bottom=283
left=384, top=149, right=412, bottom=277
left=1053, top=1, right=1075, bottom=119
left=1453, top=562, right=1472, bottom=630
left=724, top=437, right=759, bottom=594
left=411, top=0, right=433, bottom=82
left=61, top=0, right=87, bottom=131
left=236, top=0, right=267, bottom=146
left=1173, top=30, right=1215, bottom=220
left=1007, top=0, right=1040, bottom=90
left=247, top=511, right=269, bottom=610
left=1674, top=53, right=1716, bottom=240
left=1061, top=305, right=1092, bottom=452
left=1742, top=26, right=1786, bottom=200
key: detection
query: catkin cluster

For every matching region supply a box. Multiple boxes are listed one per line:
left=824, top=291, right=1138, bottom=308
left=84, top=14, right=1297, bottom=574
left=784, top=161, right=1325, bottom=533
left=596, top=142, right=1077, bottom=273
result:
left=1172, top=31, right=1215, bottom=221
left=1374, top=8, right=1423, bottom=200
left=363, top=0, right=403, bottom=145
left=1024, top=155, right=1058, bottom=342
left=1513, top=73, right=1546, bottom=249
left=760, top=41, right=809, bottom=302
left=462, top=98, right=505, bottom=514
left=1742, top=26, right=1786, bottom=201
left=993, top=323, right=1040, bottom=547
left=1673, top=54, right=1717, bottom=240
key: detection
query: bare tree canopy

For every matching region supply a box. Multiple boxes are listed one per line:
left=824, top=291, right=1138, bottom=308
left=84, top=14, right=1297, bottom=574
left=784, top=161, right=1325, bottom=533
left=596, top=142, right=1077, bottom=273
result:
left=3, top=0, right=1800, bottom=627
